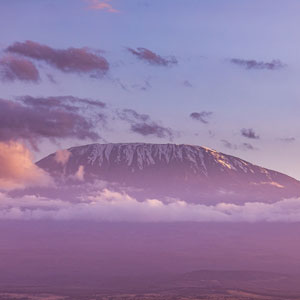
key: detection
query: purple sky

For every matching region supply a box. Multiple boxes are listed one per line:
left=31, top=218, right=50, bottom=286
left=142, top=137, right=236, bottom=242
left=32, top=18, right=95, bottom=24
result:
left=1, top=0, right=300, bottom=179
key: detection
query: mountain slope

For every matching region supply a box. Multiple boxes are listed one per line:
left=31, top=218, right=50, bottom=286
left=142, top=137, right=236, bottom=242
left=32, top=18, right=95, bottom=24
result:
left=37, top=143, right=300, bottom=204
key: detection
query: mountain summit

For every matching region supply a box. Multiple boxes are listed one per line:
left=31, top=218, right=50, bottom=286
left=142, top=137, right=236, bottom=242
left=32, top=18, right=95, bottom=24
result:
left=37, top=143, right=300, bottom=204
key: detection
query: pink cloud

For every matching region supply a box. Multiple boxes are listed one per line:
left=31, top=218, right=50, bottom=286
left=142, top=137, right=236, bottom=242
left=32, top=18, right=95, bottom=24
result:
left=54, top=149, right=72, bottom=166
left=86, top=0, right=119, bottom=13
left=75, top=165, right=85, bottom=181
left=7, top=41, right=109, bottom=77
left=0, top=142, right=53, bottom=191
left=0, top=55, right=39, bottom=82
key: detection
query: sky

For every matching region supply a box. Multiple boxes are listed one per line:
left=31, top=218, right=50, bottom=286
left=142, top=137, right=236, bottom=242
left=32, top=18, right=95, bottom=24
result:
left=1, top=0, right=300, bottom=180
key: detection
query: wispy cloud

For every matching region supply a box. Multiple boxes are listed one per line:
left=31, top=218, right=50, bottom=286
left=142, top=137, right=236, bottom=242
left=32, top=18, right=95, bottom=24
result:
left=190, top=111, right=213, bottom=124
left=85, top=0, right=119, bottom=13
left=221, top=140, right=257, bottom=151
left=230, top=58, right=285, bottom=70
left=127, top=47, right=177, bottom=66
left=183, top=80, right=193, bottom=88
left=242, top=142, right=256, bottom=150
left=279, top=137, right=296, bottom=143
left=118, top=108, right=174, bottom=140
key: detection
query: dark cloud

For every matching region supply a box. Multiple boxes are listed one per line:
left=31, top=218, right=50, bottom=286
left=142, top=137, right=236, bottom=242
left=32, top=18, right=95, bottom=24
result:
left=7, top=41, right=109, bottom=77
left=0, top=55, right=39, bottom=82
left=127, top=47, right=177, bottom=66
left=0, top=96, right=106, bottom=150
left=190, top=111, right=213, bottom=124
left=118, top=108, right=174, bottom=139
left=241, top=128, right=260, bottom=139
left=230, top=58, right=284, bottom=70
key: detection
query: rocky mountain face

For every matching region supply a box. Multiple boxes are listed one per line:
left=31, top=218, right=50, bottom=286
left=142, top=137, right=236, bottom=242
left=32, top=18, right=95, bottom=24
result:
left=36, top=143, right=300, bottom=204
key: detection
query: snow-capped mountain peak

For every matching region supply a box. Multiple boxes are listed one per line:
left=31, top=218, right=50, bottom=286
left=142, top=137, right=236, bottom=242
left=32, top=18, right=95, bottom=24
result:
left=37, top=143, right=300, bottom=204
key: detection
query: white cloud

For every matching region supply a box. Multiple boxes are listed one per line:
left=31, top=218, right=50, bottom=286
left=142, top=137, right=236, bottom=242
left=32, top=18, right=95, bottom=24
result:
left=1, top=189, right=300, bottom=222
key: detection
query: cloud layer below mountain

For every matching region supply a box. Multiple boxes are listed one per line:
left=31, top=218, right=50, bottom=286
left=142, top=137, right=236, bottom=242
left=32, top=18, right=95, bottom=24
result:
left=1, top=187, right=300, bottom=222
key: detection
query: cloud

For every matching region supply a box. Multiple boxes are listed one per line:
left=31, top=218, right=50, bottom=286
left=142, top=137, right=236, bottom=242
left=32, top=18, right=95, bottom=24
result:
left=230, top=58, right=285, bottom=70
left=119, top=108, right=149, bottom=122
left=86, top=0, right=119, bottom=13
left=241, top=128, right=260, bottom=139
left=221, top=139, right=238, bottom=150
left=0, top=142, right=52, bottom=191
left=190, top=111, right=213, bottom=124
left=241, top=142, right=256, bottom=150
left=2, top=188, right=300, bottom=222
left=54, top=149, right=72, bottom=165
left=7, top=41, right=109, bottom=77
left=74, top=165, right=85, bottom=181
left=183, top=80, right=193, bottom=87
left=118, top=108, right=174, bottom=139
left=20, top=95, right=106, bottom=110
left=279, top=137, right=296, bottom=143
left=0, top=55, right=39, bottom=82
left=221, top=140, right=256, bottom=151
left=131, top=123, right=173, bottom=139
left=127, top=47, right=177, bottom=66
left=47, top=73, right=56, bottom=84
left=0, top=96, right=104, bottom=149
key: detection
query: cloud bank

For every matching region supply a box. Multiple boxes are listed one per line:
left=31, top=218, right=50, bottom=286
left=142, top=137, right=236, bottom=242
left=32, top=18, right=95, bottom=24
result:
left=1, top=188, right=300, bottom=222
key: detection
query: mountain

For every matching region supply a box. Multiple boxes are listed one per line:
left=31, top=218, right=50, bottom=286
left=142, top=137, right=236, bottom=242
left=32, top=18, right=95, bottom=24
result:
left=36, top=143, right=300, bottom=204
